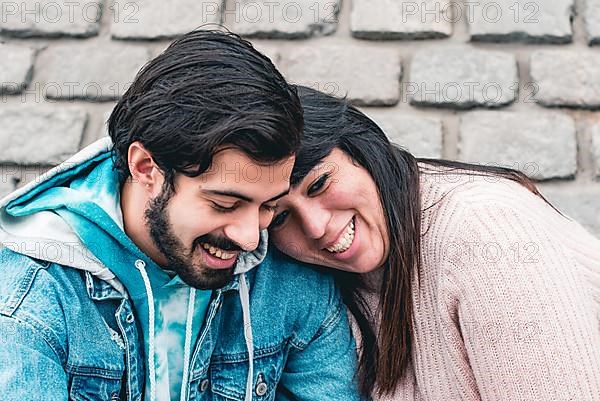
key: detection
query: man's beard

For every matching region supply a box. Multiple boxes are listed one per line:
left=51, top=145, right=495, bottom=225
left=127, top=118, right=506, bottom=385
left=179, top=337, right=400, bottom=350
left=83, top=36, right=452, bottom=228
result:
left=144, top=184, right=239, bottom=290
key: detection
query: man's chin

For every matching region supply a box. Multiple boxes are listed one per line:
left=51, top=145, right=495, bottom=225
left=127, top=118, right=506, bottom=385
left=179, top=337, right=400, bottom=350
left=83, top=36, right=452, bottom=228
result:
left=179, top=267, right=235, bottom=290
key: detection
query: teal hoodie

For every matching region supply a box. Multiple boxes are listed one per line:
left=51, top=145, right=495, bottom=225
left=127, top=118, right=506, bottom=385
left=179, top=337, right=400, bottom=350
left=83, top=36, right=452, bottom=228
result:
left=0, top=137, right=267, bottom=401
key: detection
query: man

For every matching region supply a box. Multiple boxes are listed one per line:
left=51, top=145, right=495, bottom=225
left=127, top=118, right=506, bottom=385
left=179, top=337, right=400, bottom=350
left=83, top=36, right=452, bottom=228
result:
left=0, top=30, right=363, bottom=401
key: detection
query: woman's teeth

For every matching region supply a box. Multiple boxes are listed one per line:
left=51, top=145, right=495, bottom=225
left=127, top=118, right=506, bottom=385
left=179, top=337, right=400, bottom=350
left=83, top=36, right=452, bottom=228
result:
left=326, top=218, right=355, bottom=253
left=202, top=243, right=236, bottom=260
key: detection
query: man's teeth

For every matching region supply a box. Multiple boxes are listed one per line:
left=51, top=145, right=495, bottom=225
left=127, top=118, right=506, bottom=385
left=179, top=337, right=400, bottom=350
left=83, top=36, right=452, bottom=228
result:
left=326, top=219, right=355, bottom=253
left=201, top=243, right=236, bottom=260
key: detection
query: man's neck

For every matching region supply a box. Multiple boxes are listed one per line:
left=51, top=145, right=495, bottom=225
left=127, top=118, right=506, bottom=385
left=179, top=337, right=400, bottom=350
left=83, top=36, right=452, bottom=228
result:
left=120, top=179, right=168, bottom=267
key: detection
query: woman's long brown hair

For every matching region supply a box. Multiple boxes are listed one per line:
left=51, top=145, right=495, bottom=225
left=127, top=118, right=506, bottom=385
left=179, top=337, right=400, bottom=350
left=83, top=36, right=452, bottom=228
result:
left=290, top=86, right=550, bottom=397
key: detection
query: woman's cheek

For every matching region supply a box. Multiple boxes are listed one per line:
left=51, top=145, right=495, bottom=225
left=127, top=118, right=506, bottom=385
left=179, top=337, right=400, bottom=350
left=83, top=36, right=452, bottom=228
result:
left=282, top=235, right=313, bottom=263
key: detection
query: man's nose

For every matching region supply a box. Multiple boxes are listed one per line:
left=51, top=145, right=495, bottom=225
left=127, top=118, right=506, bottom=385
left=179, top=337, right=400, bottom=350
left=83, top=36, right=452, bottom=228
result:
left=223, top=210, right=260, bottom=251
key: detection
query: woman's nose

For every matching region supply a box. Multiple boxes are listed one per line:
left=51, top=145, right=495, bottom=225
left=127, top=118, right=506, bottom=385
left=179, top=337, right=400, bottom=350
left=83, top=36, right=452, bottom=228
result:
left=298, top=204, right=330, bottom=240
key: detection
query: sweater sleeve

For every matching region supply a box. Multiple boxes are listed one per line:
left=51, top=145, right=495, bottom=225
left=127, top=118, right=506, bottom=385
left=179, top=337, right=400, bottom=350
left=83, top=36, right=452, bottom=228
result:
left=440, top=200, right=600, bottom=401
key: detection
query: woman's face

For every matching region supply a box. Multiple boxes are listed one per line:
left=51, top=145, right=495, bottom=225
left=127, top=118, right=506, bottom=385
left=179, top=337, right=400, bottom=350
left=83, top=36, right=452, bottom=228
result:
left=269, top=148, right=389, bottom=273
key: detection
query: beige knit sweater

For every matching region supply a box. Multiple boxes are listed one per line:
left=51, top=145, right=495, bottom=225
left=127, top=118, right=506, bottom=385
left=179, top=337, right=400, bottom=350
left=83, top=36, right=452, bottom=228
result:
left=361, top=168, right=600, bottom=401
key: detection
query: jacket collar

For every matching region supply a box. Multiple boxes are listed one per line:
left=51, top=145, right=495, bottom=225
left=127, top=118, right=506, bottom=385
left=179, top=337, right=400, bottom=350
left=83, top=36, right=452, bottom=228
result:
left=84, top=270, right=241, bottom=301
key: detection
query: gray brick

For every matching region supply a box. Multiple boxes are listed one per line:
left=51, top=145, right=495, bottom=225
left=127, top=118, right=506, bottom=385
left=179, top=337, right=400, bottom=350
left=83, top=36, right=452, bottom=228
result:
left=251, top=42, right=282, bottom=68
left=13, top=166, right=48, bottom=189
left=592, top=124, right=600, bottom=177
left=0, top=0, right=102, bottom=38
left=541, top=186, right=600, bottom=238
left=111, top=0, right=222, bottom=40
left=351, top=0, right=452, bottom=40
left=0, top=107, right=86, bottom=165
left=467, top=0, right=573, bottom=43
left=0, top=165, right=47, bottom=193
left=585, top=0, right=600, bottom=45
left=530, top=50, right=600, bottom=108
left=281, top=45, right=401, bottom=106
left=409, top=46, right=517, bottom=109
left=0, top=44, right=35, bottom=94
left=0, top=168, right=18, bottom=197
left=458, top=111, right=576, bottom=180
left=39, top=42, right=151, bottom=101
left=363, top=111, right=443, bottom=158
left=98, top=110, right=112, bottom=138
left=231, top=0, right=340, bottom=38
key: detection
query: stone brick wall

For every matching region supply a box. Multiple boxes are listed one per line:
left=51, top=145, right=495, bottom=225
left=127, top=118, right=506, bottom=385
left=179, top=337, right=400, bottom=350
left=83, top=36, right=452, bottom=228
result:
left=1, top=0, right=599, bottom=236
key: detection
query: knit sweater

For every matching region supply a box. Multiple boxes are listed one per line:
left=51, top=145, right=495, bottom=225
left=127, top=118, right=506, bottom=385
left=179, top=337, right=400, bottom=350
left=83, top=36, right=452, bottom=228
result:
left=361, top=167, right=600, bottom=401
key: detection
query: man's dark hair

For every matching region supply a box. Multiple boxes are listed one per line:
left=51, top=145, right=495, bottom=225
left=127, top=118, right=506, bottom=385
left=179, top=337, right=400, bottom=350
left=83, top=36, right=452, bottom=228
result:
left=108, top=29, right=303, bottom=188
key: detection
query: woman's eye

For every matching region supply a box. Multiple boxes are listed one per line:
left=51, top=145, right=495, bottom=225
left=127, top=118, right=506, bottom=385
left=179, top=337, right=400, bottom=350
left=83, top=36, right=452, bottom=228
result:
left=269, top=210, right=289, bottom=229
left=307, top=173, right=330, bottom=196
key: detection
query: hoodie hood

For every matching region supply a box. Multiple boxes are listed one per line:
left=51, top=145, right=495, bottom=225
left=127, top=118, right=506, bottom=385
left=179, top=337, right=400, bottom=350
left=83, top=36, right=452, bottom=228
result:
left=0, top=136, right=267, bottom=401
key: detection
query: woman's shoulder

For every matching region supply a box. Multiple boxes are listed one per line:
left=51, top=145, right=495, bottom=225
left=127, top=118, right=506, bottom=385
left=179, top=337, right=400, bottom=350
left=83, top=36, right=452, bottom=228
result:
left=418, top=165, right=559, bottom=228
left=418, top=165, right=538, bottom=209
left=417, top=165, right=600, bottom=260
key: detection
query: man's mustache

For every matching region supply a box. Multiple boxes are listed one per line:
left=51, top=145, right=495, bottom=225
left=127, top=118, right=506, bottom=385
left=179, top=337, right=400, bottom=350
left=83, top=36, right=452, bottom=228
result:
left=193, top=234, right=243, bottom=252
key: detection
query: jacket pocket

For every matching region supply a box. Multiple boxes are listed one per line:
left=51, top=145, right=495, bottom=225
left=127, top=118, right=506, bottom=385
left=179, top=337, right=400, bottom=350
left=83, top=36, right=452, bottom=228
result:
left=69, top=370, right=123, bottom=401
left=209, top=348, right=283, bottom=401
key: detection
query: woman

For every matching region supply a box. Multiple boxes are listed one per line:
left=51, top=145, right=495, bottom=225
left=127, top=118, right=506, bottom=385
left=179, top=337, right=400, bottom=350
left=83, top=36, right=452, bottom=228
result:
left=268, top=86, right=600, bottom=400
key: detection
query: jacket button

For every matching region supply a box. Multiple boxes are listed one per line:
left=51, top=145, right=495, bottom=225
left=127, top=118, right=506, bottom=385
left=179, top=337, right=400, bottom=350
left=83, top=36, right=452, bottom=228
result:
left=255, top=382, right=268, bottom=397
left=125, top=313, right=135, bottom=324
left=199, top=378, right=209, bottom=392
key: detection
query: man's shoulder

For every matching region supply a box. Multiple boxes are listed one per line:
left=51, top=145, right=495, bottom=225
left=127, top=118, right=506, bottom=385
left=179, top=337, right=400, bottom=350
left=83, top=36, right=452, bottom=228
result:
left=0, top=248, right=127, bottom=375
left=246, top=249, right=344, bottom=346
left=0, top=248, right=78, bottom=361
left=0, top=246, right=88, bottom=313
left=0, top=248, right=54, bottom=313
left=0, top=246, right=84, bottom=298
left=252, top=248, right=337, bottom=297
left=0, top=247, right=91, bottom=326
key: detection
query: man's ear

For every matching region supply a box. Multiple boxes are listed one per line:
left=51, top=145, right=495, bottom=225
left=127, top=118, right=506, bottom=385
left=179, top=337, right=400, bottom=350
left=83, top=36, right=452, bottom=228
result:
left=127, top=141, right=163, bottom=191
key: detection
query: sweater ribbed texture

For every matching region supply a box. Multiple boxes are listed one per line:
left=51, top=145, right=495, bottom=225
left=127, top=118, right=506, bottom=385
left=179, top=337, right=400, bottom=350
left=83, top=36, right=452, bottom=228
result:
left=363, top=169, right=600, bottom=401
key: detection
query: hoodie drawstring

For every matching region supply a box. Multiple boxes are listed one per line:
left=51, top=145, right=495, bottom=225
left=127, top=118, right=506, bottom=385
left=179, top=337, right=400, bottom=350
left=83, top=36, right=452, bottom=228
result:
left=180, top=287, right=196, bottom=401
left=135, top=259, right=156, bottom=401
left=135, top=260, right=254, bottom=401
left=238, top=274, right=254, bottom=401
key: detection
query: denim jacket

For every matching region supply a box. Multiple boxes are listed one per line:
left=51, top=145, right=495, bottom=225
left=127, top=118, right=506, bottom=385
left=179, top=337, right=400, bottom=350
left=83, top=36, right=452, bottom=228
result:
left=0, top=138, right=364, bottom=401
left=0, top=246, right=363, bottom=401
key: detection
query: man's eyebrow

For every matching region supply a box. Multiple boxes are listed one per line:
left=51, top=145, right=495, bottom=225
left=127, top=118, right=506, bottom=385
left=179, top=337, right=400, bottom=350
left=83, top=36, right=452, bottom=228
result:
left=201, top=189, right=289, bottom=204
left=201, top=189, right=253, bottom=202
left=267, top=189, right=289, bottom=203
